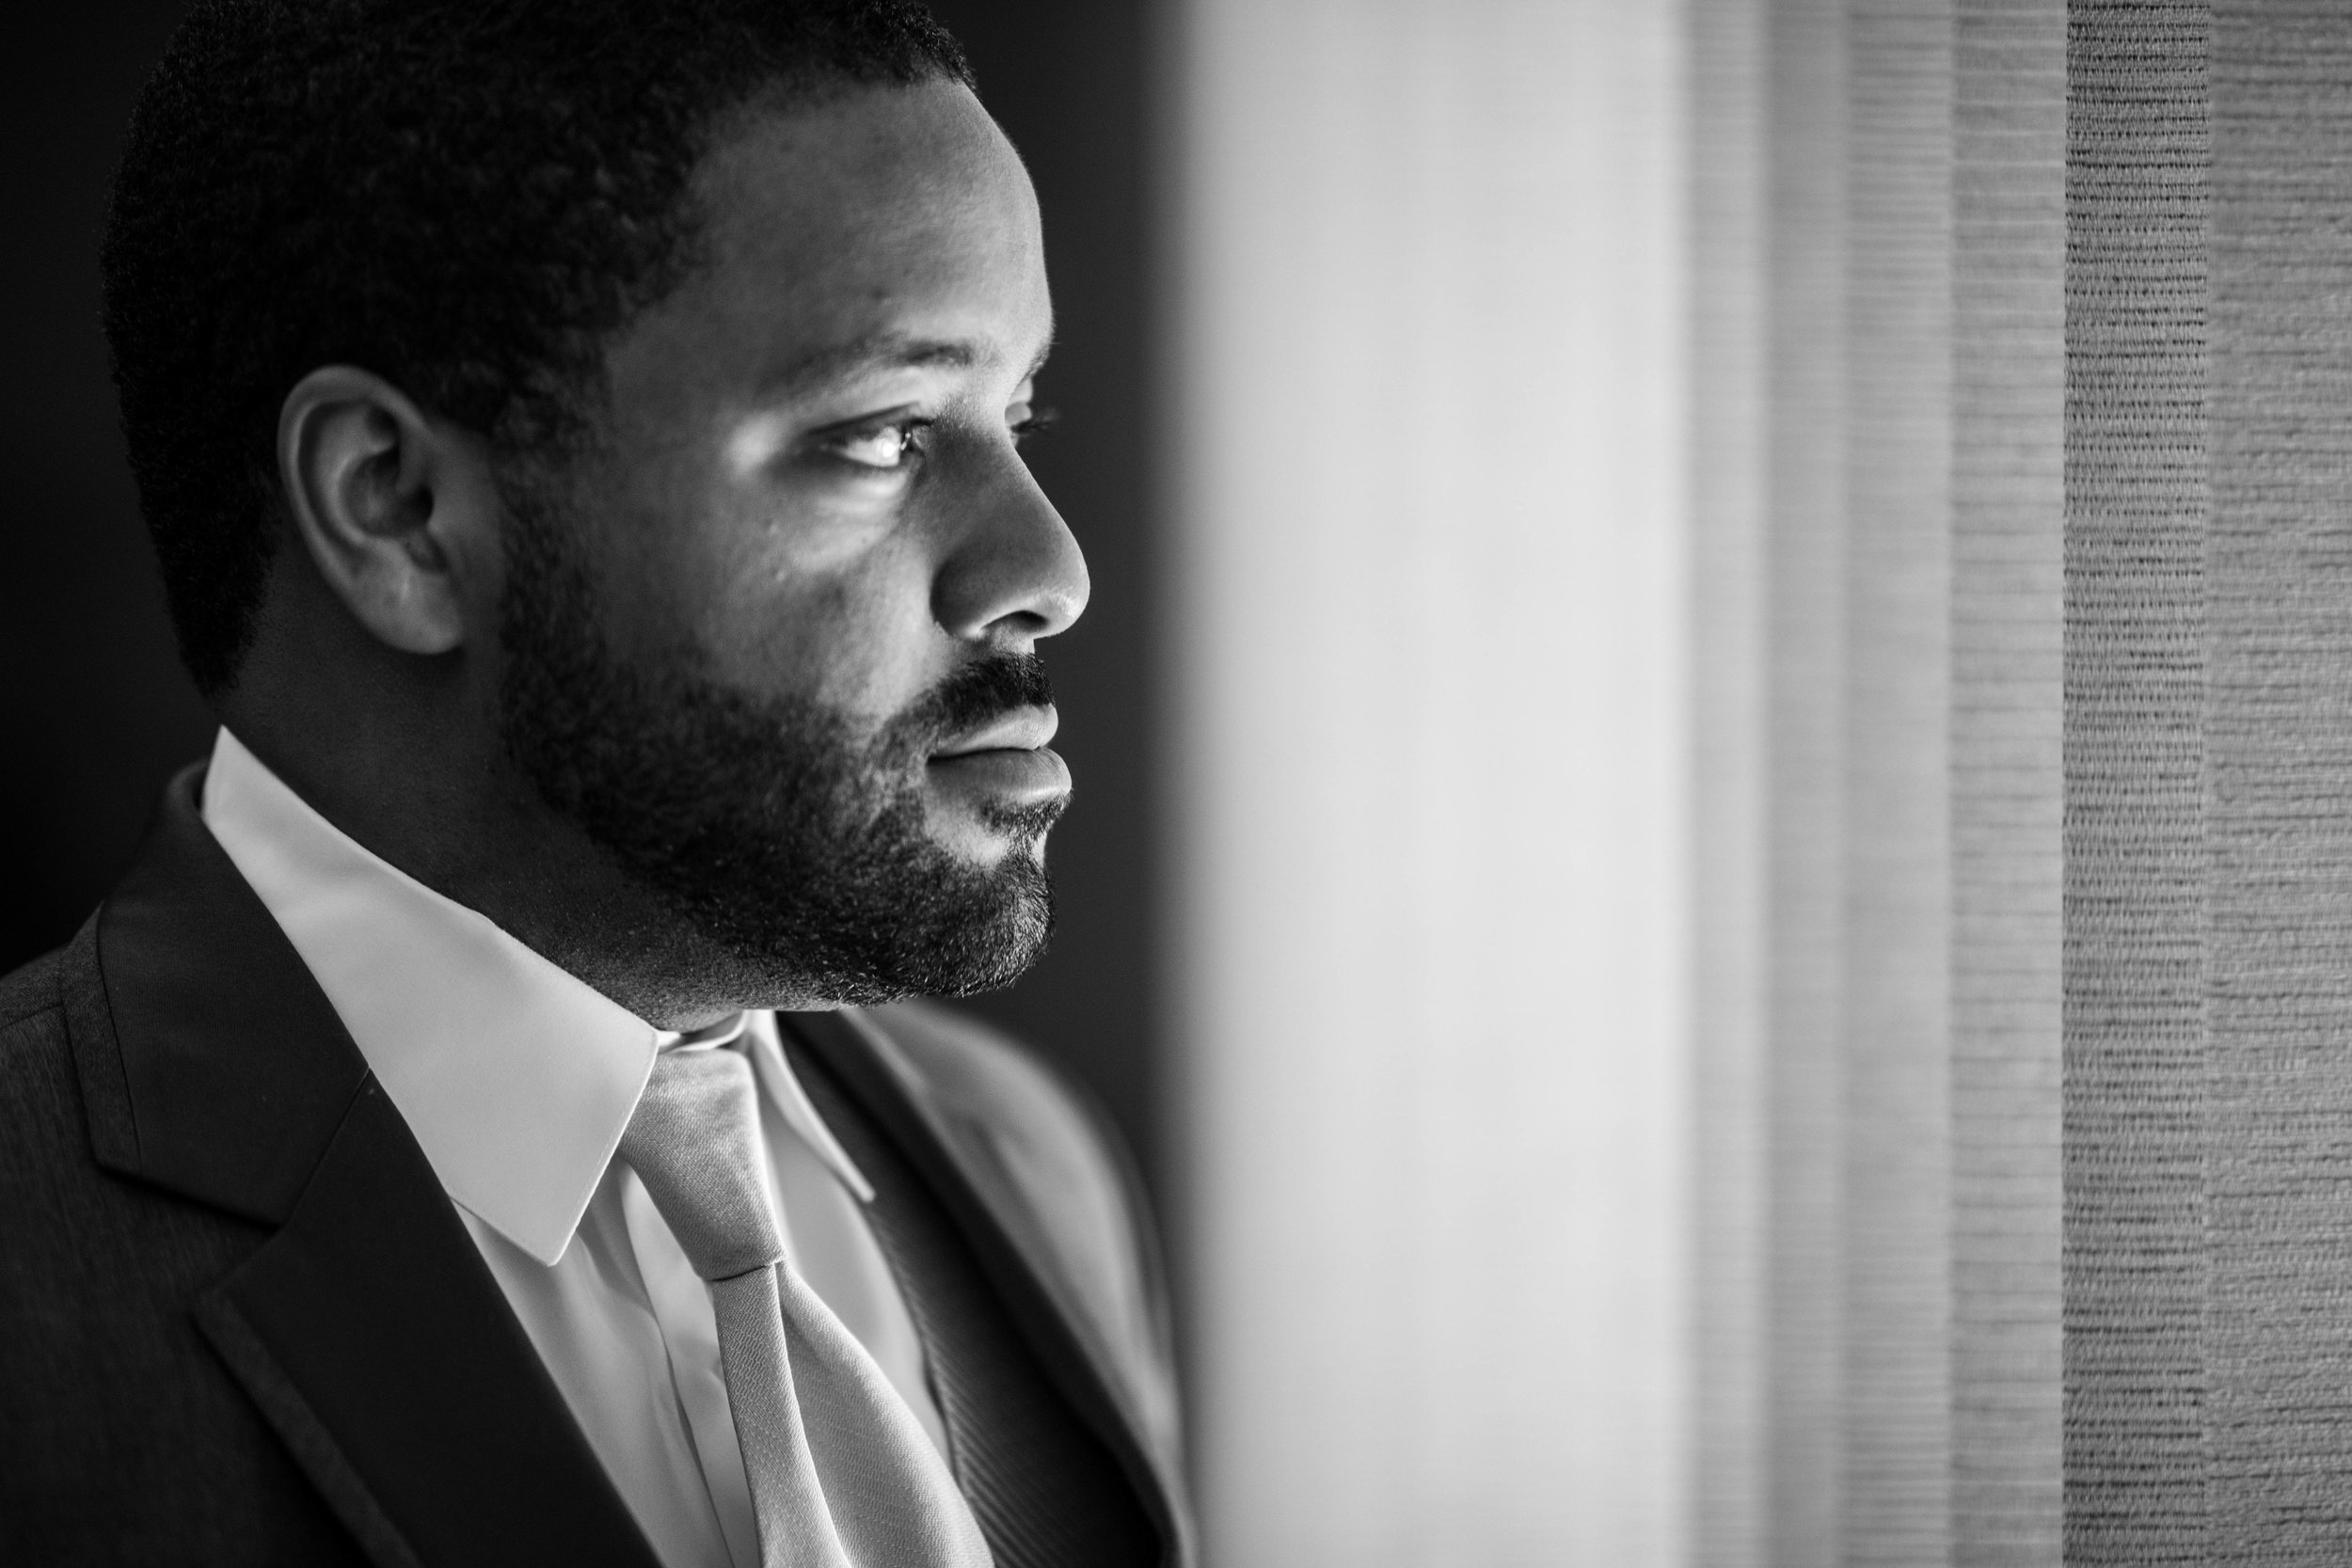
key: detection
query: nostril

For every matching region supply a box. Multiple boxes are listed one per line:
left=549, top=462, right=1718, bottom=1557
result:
left=932, top=477, right=1089, bottom=641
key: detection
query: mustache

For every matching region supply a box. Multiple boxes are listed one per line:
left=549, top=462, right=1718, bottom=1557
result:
left=905, top=652, right=1055, bottom=741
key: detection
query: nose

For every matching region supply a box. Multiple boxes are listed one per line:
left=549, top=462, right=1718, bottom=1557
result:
left=932, top=448, right=1089, bottom=647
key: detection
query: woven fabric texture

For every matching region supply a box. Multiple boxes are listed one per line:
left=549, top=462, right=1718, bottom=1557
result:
left=1686, top=2, right=2067, bottom=1560
left=2206, top=1, right=2352, bottom=1556
left=2062, top=2, right=2212, bottom=1562
left=1954, top=1, right=2066, bottom=1560
left=1847, top=1, right=1962, bottom=1560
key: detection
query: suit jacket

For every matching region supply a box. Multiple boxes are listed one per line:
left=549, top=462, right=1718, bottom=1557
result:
left=0, top=768, right=1195, bottom=1567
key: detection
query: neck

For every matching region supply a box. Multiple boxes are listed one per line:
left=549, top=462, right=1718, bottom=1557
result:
left=219, top=690, right=801, bottom=1033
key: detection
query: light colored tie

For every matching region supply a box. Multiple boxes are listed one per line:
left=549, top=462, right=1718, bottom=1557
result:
left=620, top=1035, right=993, bottom=1568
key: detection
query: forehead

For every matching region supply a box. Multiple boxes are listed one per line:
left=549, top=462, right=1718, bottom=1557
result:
left=653, top=80, right=1050, bottom=388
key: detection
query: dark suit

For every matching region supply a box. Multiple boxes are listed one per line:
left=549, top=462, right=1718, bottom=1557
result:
left=0, top=770, right=1194, bottom=1566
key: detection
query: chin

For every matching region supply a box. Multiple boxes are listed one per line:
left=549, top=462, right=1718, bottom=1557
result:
left=926, top=811, right=1059, bottom=868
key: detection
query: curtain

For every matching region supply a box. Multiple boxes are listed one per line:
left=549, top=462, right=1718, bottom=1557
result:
left=1167, top=2, right=1695, bottom=1560
left=2070, top=2, right=2352, bottom=1560
left=1692, top=0, right=2063, bottom=1560
left=1166, top=0, right=2352, bottom=1560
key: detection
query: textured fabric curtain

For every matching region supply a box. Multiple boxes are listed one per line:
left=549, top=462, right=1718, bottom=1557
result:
left=2068, top=2, right=2352, bottom=1560
left=2062, top=2, right=2207, bottom=1559
left=1168, top=0, right=2352, bottom=1560
left=1690, top=0, right=2062, bottom=1560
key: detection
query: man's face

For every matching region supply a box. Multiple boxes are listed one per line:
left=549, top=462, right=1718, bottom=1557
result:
left=492, top=80, right=1086, bottom=1006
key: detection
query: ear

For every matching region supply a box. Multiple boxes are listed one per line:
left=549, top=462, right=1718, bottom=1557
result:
left=277, top=366, right=501, bottom=656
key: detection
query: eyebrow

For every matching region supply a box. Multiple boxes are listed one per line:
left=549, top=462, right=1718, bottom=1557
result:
left=760, top=326, right=1056, bottom=401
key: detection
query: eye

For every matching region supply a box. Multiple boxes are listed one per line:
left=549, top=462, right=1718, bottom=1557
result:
left=1009, top=405, right=1059, bottom=445
left=821, top=418, right=930, bottom=471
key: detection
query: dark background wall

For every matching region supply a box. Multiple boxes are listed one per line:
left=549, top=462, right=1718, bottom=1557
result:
left=0, top=3, right=1163, bottom=1189
left=0, top=6, right=215, bottom=980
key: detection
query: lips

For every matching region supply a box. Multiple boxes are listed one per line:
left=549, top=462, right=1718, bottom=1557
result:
left=930, top=703, right=1059, bottom=759
left=927, top=704, right=1069, bottom=809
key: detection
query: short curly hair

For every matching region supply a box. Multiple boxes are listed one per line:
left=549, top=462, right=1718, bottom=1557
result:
left=102, top=0, right=973, bottom=695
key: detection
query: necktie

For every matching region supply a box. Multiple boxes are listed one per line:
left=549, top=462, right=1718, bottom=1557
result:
left=620, top=1036, right=993, bottom=1568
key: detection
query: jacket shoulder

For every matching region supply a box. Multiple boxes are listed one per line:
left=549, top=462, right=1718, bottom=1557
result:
left=0, top=934, right=361, bottom=1562
left=0, top=943, right=79, bottom=1155
left=0, top=942, right=64, bottom=1037
left=864, top=999, right=1133, bottom=1196
left=854, top=1001, right=1184, bottom=1472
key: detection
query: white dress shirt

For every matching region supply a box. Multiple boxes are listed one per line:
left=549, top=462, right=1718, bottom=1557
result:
left=199, top=727, right=948, bottom=1568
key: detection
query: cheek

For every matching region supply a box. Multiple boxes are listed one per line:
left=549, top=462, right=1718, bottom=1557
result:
left=702, top=531, right=947, bottom=717
left=587, top=433, right=951, bottom=715
left=736, top=488, right=903, bottom=578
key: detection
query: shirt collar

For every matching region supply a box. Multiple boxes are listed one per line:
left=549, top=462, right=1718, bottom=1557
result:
left=197, top=729, right=866, bottom=1268
left=200, top=729, right=876, bottom=1261
left=200, top=728, right=652, bottom=1263
left=744, top=1010, right=875, bottom=1203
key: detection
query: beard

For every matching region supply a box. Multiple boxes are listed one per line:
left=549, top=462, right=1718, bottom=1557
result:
left=493, top=484, right=1062, bottom=1006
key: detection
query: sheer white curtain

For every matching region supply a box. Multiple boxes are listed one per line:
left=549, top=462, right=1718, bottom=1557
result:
left=1164, top=1, right=1694, bottom=1561
left=1161, top=0, right=2062, bottom=1562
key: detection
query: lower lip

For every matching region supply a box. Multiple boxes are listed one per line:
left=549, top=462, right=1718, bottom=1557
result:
left=927, top=747, right=1072, bottom=806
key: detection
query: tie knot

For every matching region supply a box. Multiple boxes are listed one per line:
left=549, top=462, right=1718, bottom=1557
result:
left=621, top=1043, right=784, bottom=1282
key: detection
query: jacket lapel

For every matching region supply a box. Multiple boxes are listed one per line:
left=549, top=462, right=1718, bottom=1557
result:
left=70, top=768, right=657, bottom=1568
left=780, top=1007, right=1192, bottom=1567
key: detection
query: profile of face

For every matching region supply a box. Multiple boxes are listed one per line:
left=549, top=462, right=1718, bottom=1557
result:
left=490, top=80, right=1087, bottom=1006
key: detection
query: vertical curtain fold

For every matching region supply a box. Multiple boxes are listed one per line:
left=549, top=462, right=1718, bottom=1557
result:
left=1696, top=1, right=2066, bottom=1560
left=2061, top=3, right=2212, bottom=1562
left=1756, top=0, right=1852, bottom=1554
left=1690, top=0, right=1773, bottom=1556
left=1845, top=5, right=1961, bottom=1560
left=2205, top=1, right=2352, bottom=1554
left=1952, top=2, right=2066, bottom=1561
left=2065, top=4, right=2352, bottom=1559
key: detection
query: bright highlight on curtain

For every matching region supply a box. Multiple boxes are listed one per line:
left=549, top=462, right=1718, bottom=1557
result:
left=1164, top=1, right=1696, bottom=1561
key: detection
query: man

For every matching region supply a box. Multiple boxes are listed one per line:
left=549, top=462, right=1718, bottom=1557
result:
left=0, top=2, right=1188, bottom=1564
